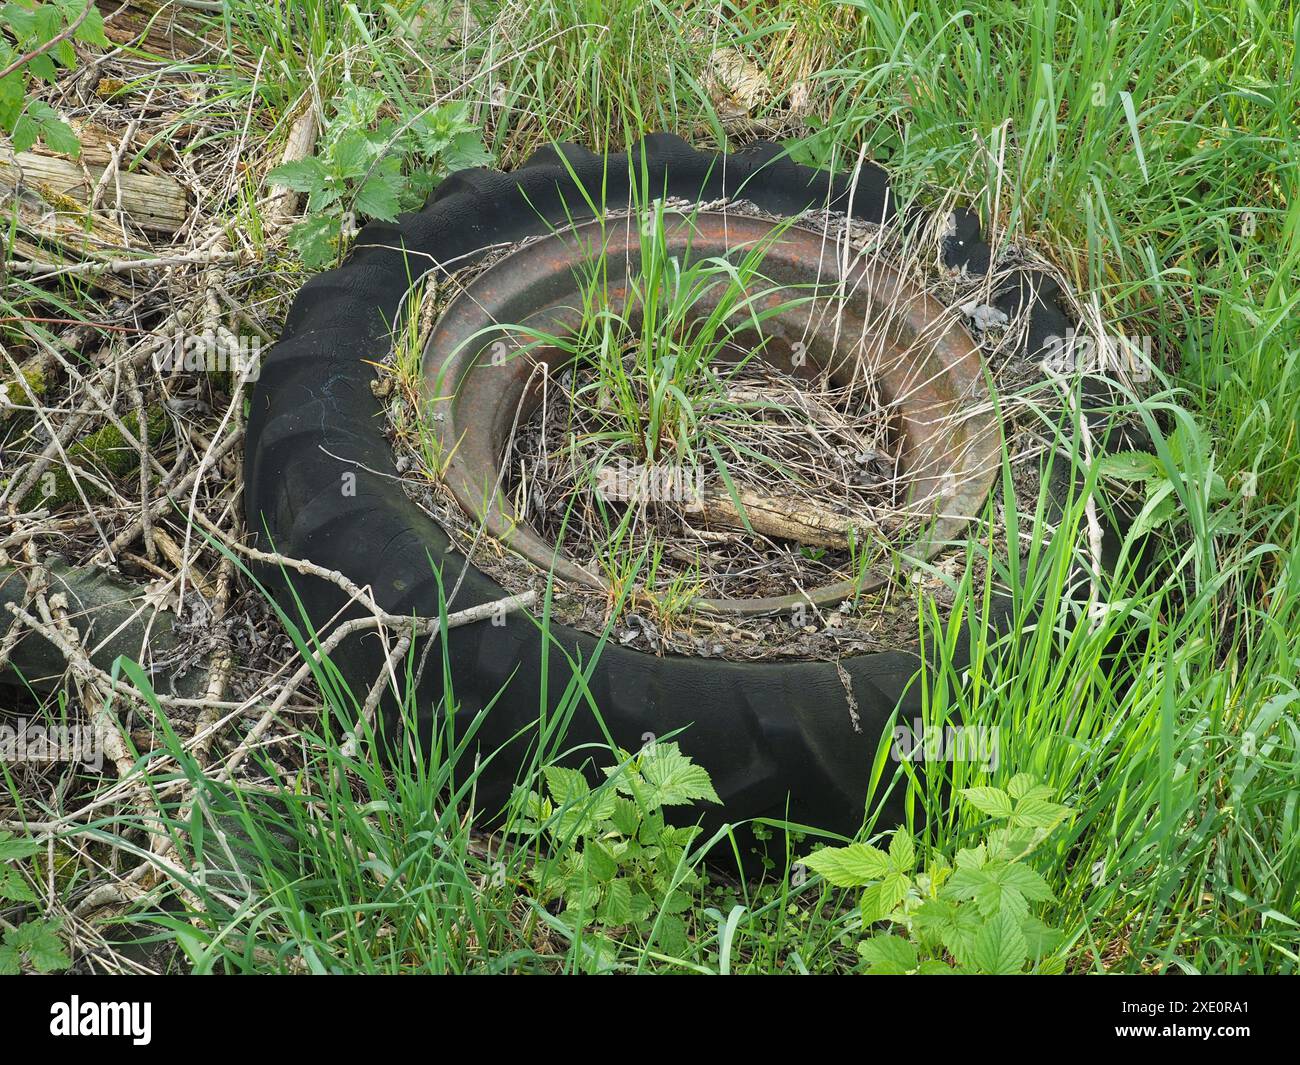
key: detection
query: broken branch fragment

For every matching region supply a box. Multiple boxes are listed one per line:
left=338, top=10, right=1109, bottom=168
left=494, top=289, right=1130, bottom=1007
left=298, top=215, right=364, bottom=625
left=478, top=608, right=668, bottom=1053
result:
left=686, top=486, right=878, bottom=548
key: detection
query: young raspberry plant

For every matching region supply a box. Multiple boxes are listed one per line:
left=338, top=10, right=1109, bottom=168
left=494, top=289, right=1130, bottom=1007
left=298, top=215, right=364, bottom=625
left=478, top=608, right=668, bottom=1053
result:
left=802, top=776, right=1074, bottom=974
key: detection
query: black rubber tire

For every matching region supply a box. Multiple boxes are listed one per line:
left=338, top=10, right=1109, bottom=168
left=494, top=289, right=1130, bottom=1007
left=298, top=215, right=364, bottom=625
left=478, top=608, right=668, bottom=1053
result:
left=244, top=134, right=1083, bottom=845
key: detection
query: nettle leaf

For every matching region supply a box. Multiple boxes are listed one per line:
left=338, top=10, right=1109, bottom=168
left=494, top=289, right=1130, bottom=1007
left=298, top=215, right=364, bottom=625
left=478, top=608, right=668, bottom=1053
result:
left=0, top=866, right=37, bottom=903
left=408, top=113, right=453, bottom=156
left=1133, top=480, right=1178, bottom=537
left=968, top=910, right=1027, bottom=974
left=408, top=102, right=487, bottom=164
left=857, top=933, right=917, bottom=974
left=803, top=843, right=892, bottom=887
left=1097, top=449, right=1170, bottom=483
left=0, top=830, right=42, bottom=862
left=961, top=786, right=1013, bottom=819
left=267, top=157, right=329, bottom=193
left=354, top=173, right=402, bottom=221
left=330, top=129, right=380, bottom=177
left=636, top=742, right=720, bottom=808
left=286, top=214, right=340, bottom=270
left=331, top=83, right=385, bottom=130
left=306, top=183, right=344, bottom=215
left=444, top=130, right=492, bottom=170
left=402, top=169, right=436, bottom=209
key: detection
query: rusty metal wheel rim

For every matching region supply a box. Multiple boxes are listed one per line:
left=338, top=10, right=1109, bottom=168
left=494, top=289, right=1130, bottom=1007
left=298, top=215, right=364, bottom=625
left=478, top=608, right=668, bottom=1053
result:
left=423, top=211, right=999, bottom=616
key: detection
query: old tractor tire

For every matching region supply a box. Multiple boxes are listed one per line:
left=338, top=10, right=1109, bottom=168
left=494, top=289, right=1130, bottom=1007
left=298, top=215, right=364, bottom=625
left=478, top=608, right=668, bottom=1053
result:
left=244, top=133, right=1106, bottom=846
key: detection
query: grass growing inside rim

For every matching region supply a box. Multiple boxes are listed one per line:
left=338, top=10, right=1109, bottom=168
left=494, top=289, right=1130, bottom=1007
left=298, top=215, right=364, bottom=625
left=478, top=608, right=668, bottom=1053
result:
left=544, top=200, right=813, bottom=471
left=498, top=197, right=833, bottom=612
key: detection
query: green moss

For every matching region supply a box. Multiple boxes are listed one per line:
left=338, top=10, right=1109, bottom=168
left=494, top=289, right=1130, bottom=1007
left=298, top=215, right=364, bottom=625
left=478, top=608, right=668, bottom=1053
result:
left=1, top=364, right=50, bottom=416
left=18, top=406, right=169, bottom=511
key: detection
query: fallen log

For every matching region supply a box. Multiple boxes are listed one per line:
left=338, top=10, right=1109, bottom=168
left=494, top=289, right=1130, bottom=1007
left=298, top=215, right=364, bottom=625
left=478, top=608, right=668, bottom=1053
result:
left=0, top=150, right=190, bottom=234
left=97, top=0, right=219, bottom=60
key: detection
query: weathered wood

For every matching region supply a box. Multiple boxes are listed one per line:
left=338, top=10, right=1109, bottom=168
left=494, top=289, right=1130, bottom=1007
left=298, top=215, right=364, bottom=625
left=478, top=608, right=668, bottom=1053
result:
left=687, top=486, right=880, bottom=548
left=0, top=150, right=189, bottom=234
left=264, top=107, right=320, bottom=232
left=97, top=0, right=217, bottom=60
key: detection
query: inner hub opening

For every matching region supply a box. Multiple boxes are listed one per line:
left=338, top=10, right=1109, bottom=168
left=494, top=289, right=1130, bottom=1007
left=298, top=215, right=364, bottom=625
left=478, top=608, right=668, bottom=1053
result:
left=423, top=211, right=997, bottom=617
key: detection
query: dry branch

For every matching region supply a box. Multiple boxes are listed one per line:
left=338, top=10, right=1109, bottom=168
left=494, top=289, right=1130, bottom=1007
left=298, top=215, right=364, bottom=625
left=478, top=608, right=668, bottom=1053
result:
left=686, top=486, right=880, bottom=548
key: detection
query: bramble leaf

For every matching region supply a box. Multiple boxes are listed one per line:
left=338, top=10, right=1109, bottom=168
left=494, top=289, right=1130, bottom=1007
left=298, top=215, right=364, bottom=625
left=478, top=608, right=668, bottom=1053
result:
left=803, top=843, right=892, bottom=887
left=968, top=910, right=1027, bottom=974
left=636, top=742, right=720, bottom=808
left=858, top=933, right=917, bottom=974
left=961, top=786, right=1013, bottom=819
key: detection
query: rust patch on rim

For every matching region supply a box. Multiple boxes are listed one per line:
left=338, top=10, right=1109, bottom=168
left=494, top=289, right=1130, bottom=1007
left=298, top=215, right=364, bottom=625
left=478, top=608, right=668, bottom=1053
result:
left=422, top=211, right=998, bottom=616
